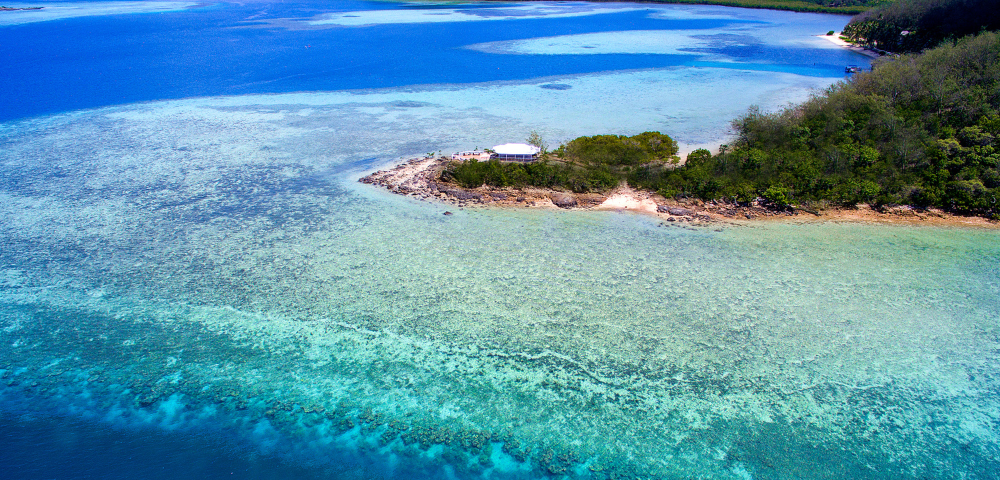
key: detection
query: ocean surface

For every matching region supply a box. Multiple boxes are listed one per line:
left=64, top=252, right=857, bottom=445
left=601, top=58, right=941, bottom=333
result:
left=1, top=1, right=997, bottom=479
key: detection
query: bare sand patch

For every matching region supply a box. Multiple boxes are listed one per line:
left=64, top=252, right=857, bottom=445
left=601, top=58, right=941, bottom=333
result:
left=816, top=32, right=882, bottom=59
left=594, top=185, right=659, bottom=214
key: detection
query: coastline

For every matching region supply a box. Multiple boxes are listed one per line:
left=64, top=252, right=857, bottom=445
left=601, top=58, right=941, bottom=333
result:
left=482, top=0, right=870, bottom=15
left=360, top=156, right=999, bottom=229
left=816, top=32, right=882, bottom=59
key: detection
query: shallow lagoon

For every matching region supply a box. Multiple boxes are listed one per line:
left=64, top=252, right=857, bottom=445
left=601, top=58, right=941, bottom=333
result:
left=2, top=2, right=998, bottom=479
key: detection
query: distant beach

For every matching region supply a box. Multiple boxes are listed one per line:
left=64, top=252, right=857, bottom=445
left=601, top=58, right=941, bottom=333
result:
left=817, top=32, right=882, bottom=58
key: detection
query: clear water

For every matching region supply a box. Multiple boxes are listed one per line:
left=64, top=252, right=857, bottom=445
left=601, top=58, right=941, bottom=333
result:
left=2, top=2, right=997, bottom=480
left=1, top=0, right=869, bottom=149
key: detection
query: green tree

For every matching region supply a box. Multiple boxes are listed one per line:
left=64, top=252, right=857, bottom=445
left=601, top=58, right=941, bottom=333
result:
left=526, top=130, right=548, bottom=156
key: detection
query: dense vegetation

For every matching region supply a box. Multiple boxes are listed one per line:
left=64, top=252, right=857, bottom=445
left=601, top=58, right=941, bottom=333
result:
left=496, top=0, right=876, bottom=14
left=843, top=0, right=1000, bottom=53
left=636, top=31, right=1000, bottom=217
left=651, top=0, right=873, bottom=14
left=441, top=132, right=679, bottom=193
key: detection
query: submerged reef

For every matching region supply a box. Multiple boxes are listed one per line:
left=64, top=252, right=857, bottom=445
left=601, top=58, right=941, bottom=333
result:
left=2, top=99, right=998, bottom=480
left=4, top=286, right=999, bottom=479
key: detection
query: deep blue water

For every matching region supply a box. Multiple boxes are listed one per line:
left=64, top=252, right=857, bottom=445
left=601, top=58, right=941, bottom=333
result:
left=0, top=412, right=331, bottom=480
left=0, top=0, right=857, bottom=121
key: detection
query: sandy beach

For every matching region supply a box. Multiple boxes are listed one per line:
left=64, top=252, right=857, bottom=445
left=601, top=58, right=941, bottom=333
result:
left=817, top=32, right=882, bottom=58
left=360, top=157, right=999, bottom=229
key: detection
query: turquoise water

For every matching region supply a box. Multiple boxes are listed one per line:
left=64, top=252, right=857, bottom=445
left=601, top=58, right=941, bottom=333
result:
left=2, top=96, right=999, bottom=479
left=2, top=2, right=997, bottom=479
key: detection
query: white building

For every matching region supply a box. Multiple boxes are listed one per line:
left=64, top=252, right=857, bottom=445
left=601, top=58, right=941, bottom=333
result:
left=492, top=143, right=540, bottom=162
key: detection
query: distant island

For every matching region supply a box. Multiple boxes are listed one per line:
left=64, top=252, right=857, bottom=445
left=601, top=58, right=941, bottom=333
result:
left=0, top=6, right=44, bottom=11
left=487, top=0, right=873, bottom=14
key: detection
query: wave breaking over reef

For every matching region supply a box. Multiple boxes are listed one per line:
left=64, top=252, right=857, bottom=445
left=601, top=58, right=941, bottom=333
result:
left=2, top=97, right=1000, bottom=479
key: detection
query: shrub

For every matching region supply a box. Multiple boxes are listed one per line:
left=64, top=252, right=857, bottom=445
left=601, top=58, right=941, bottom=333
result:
left=762, top=185, right=791, bottom=208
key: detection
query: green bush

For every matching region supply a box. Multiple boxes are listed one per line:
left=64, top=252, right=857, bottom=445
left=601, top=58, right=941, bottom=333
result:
left=762, top=185, right=791, bottom=208
left=562, top=132, right=677, bottom=167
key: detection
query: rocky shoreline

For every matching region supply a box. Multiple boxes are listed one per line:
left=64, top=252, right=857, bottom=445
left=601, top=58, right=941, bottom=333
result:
left=360, top=156, right=998, bottom=229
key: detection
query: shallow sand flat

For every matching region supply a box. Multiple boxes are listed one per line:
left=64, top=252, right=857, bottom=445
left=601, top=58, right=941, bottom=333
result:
left=118, top=65, right=830, bottom=154
left=817, top=32, right=882, bottom=58
left=0, top=1, right=200, bottom=26
left=306, top=3, right=646, bottom=27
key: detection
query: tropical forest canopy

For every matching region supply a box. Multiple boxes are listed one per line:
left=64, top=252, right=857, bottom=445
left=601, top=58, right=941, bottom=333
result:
left=843, top=0, right=1000, bottom=53
left=648, top=0, right=875, bottom=14
left=488, top=0, right=877, bottom=14
left=638, top=31, right=1000, bottom=216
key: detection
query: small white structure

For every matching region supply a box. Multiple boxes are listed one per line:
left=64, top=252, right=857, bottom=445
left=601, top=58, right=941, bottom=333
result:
left=493, top=143, right=540, bottom=162
left=452, top=150, right=493, bottom=161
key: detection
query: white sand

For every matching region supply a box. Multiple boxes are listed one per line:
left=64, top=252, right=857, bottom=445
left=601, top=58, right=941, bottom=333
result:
left=816, top=33, right=882, bottom=59
left=595, top=185, right=660, bottom=214
left=0, top=2, right=198, bottom=26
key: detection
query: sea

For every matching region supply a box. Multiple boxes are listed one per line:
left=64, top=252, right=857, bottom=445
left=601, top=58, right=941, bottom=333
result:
left=1, top=1, right=997, bottom=479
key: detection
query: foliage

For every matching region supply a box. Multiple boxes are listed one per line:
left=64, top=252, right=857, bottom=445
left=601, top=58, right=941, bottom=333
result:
left=441, top=132, right=679, bottom=193
left=843, top=0, right=1000, bottom=53
left=563, top=132, right=679, bottom=167
left=585, top=0, right=876, bottom=14
left=526, top=130, right=548, bottom=155
left=632, top=31, right=1000, bottom=217
left=483, top=0, right=876, bottom=14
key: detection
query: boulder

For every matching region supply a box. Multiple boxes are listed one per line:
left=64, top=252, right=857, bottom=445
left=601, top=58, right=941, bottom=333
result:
left=550, top=194, right=577, bottom=208
left=657, top=206, right=694, bottom=216
left=443, top=189, right=482, bottom=201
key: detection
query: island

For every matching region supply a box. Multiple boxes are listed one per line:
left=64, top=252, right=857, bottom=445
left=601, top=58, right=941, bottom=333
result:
left=359, top=152, right=994, bottom=229
left=363, top=0, right=999, bottom=228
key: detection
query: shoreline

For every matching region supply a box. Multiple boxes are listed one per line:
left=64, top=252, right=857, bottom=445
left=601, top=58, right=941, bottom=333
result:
left=359, top=157, right=999, bottom=229
left=816, top=32, right=882, bottom=59
left=482, top=0, right=869, bottom=15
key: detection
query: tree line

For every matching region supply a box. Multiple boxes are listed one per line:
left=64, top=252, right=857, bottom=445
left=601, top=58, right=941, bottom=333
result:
left=843, top=0, right=1000, bottom=53
left=637, top=31, right=1000, bottom=217
left=492, top=0, right=875, bottom=14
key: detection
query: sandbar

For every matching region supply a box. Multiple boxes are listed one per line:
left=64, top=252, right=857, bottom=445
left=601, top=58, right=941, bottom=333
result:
left=817, top=32, right=882, bottom=59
